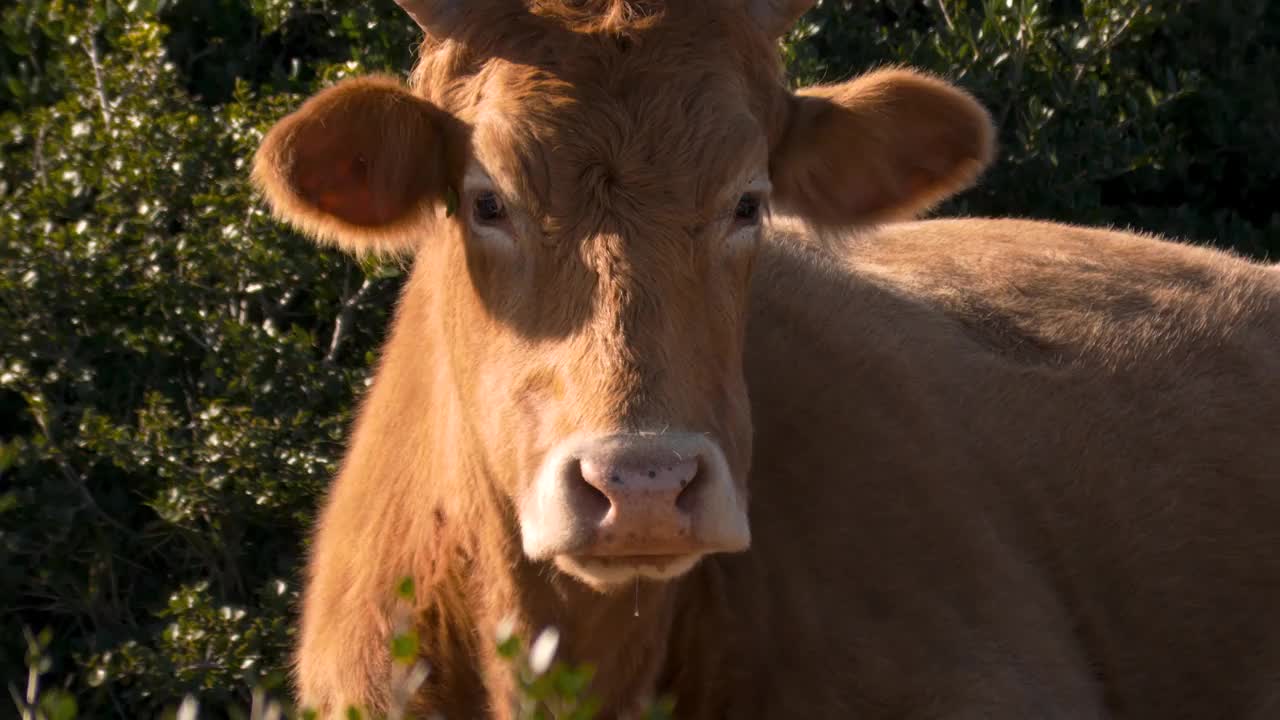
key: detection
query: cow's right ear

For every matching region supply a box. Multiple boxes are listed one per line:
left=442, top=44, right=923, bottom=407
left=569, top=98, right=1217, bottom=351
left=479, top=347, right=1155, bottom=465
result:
left=252, top=75, right=449, bottom=255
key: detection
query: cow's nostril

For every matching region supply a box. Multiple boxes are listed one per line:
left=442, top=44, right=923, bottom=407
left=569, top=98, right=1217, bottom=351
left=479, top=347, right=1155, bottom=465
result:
left=674, top=461, right=703, bottom=514
left=569, top=460, right=612, bottom=520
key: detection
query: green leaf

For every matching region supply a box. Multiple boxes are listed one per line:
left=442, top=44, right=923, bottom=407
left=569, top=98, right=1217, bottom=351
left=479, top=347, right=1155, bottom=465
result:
left=496, top=634, right=521, bottom=659
left=390, top=630, right=419, bottom=663
left=395, top=575, right=415, bottom=601
left=524, top=672, right=554, bottom=701
left=552, top=665, right=592, bottom=699
left=569, top=698, right=602, bottom=720
left=444, top=186, right=460, bottom=218
left=40, top=691, right=79, bottom=720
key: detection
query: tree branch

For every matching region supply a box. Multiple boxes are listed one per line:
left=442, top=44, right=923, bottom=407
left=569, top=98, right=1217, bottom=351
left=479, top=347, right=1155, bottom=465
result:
left=32, top=122, right=49, bottom=187
left=28, top=393, right=135, bottom=538
left=936, top=0, right=956, bottom=33
left=325, top=277, right=376, bottom=365
left=81, top=29, right=113, bottom=128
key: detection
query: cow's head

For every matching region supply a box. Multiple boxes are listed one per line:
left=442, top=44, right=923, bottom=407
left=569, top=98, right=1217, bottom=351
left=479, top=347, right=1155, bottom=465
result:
left=253, top=0, right=993, bottom=590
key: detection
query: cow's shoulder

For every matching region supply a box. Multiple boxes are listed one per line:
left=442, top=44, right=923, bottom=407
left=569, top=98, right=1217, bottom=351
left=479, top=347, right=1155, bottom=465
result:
left=765, top=217, right=1280, bottom=370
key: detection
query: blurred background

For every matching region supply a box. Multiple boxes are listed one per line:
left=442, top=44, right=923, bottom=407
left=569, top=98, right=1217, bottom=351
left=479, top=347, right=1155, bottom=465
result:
left=2, top=0, right=1277, bottom=716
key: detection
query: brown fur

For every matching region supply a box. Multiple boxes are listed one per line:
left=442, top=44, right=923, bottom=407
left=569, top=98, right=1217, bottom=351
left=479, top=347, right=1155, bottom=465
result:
left=252, top=2, right=1280, bottom=718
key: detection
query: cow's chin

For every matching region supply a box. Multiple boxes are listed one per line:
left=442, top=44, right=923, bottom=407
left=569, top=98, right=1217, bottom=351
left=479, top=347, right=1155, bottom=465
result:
left=553, top=553, right=705, bottom=591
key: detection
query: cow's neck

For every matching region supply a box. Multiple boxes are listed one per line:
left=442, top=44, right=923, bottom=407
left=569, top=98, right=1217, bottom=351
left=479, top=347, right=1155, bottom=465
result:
left=493, top=564, right=690, bottom=716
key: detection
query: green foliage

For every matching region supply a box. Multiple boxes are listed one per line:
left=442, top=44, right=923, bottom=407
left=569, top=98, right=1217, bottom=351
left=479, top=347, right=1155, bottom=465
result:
left=495, top=622, right=605, bottom=720
left=785, top=0, right=1279, bottom=258
left=13, top=618, right=642, bottom=720
left=1, top=0, right=412, bottom=715
left=13, top=628, right=79, bottom=720
left=2, top=0, right=1277, bottom=718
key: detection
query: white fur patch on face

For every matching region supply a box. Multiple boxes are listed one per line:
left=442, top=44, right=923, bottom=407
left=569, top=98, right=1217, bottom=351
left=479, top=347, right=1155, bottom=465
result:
left=554, top=553, right=706, bottom=591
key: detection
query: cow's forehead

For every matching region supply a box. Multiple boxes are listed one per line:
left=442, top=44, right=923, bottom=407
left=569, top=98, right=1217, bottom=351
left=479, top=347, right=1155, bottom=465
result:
left=409, top=3, right=785, bottom=233
left=464, top=62, right=771, bottom=233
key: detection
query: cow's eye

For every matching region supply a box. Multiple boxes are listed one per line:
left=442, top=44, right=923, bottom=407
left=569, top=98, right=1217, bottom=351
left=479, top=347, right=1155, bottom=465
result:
left=473, top=191, right=507, bottom=223
left=734, top=194, right=761, bottom=225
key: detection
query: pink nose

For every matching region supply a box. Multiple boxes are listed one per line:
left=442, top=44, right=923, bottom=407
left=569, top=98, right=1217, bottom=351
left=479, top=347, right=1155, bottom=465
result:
left=520, top=433, right=751, bottom=564
left=574, top=454, right=702, bottom=556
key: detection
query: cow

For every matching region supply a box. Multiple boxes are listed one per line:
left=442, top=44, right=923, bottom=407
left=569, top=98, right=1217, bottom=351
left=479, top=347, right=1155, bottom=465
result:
left=251, top=0, right=1280, bottom=718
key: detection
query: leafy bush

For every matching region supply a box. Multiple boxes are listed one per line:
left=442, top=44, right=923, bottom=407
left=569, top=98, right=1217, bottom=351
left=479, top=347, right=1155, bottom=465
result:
left=2, top=0, right=1276, bottom=717
left=785, top=0, right=1279, bottom=258
left=1, top=1, right=413, bottom=715
left=13, top=578, right=668, bottom=720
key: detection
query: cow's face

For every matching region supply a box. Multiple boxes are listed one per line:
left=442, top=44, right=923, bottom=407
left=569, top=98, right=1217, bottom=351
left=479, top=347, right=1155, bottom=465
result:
left=253, top=0, right=994, bottom=590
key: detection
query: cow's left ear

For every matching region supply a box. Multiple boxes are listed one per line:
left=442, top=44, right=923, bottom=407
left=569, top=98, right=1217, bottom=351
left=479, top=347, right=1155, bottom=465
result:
left=769, top=68, right=996, bottom=226
left=252, top=74, right=451, bottom=255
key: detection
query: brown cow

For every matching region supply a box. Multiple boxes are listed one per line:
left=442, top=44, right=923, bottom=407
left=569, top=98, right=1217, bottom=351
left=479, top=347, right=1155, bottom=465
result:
left=252, top=1, right=1280, bottom=718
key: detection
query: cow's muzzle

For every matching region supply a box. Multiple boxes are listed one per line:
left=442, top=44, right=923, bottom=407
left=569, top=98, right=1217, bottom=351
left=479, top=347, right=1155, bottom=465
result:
left=520, top=433, right=750, bottom=586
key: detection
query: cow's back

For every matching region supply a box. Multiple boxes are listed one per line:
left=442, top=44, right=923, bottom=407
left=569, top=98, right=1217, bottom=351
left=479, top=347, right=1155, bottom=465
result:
left=711, top=218, right=1280, bottom=718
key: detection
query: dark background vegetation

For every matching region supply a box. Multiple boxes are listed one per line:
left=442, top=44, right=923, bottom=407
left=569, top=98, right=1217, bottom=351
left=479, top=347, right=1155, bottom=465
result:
left=2, top=0, right=1277, bottom=716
